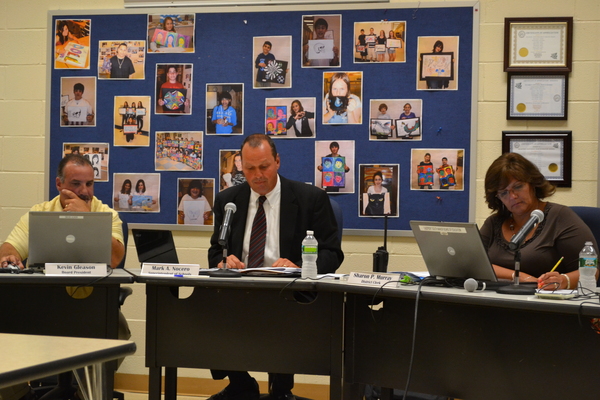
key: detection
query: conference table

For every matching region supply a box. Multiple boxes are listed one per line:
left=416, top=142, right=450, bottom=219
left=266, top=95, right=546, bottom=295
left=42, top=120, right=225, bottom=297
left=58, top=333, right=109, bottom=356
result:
left=0, top=333, right=136, bottom=400
left=0, top=269, right=134, bottom=397
left=132, top=270, right=600, bottom=400
left=131, top=270, right=344, bottom=400
left=319, top=280, right=600, bottom=400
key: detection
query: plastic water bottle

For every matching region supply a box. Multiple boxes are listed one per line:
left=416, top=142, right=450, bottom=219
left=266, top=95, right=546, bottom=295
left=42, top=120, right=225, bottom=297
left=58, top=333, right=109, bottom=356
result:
left=578, top=241, right=598, bottom=294
left=301, top=230, right=318, bottom=279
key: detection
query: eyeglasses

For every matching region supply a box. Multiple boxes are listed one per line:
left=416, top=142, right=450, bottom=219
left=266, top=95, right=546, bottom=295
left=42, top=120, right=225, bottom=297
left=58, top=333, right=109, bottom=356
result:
left=496, top=182, right=526, bottom=199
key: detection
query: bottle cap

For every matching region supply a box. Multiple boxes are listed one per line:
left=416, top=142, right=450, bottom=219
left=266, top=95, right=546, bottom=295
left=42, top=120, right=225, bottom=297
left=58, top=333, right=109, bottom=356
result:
left=307, top=230, right=314, bottom=235
left=585, top=241, right=593, bottom=245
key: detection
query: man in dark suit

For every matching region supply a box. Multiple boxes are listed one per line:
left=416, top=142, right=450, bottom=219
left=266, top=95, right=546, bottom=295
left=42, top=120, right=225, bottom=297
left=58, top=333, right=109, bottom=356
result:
left=207, top=134, right=344, bottom=400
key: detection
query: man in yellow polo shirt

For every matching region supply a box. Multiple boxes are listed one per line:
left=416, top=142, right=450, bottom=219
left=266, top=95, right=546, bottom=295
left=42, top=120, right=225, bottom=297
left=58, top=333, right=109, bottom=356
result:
left=0, top=154, right=129, bottom=400
left=0, top=154, right=124, bottom=269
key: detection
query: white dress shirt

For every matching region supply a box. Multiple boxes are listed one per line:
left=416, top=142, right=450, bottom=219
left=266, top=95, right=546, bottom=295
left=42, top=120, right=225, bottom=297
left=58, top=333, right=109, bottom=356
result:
left=242, top=176, right=281, bottom=267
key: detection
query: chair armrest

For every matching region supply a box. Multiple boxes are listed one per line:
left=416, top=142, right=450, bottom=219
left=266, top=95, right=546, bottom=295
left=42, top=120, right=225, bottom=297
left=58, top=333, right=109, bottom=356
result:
left=119, top=286, right=133, bottom=306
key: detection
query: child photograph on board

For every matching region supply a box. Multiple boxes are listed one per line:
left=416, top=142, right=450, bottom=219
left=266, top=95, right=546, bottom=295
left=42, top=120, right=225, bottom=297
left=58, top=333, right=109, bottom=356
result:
left=359, top=164, right=399, bottom=217
left=253, top=36, right=292, bottom=89
left=177, top=178, right=214, bottom=225
left=98, top=41, right=146, bottom=80
left=206, top=84, right=244, bottom=135
left=155, top=64, right=192, bottom=115
left=353, top=21, right=406, bottom=63
left=411, top=148, right=464, bottom=190
left=60, top=76, right=96, bottom=127
left=147, top=14, right=195, bottom=53
left=55, top=19, right=91, bottom=69
left=302, top=15, right=341, bottom=67
left=368, top=99, right=423, bottom=141
left=155, top=131, right=203, bottom=171
left=417, top=36, right=459, bottom=90
left=62, top=143, right=109, bottom=182
left=323, top=71, right=363, bottom=124
left=113, top=95, right=151, bottom=147
left=219, top=150, right=247, bottom=191
left=315, top=140, right=355, bottom=194
left=265, top=97, right=316, bottom=138
left=113, top=173, right=160, bottom=213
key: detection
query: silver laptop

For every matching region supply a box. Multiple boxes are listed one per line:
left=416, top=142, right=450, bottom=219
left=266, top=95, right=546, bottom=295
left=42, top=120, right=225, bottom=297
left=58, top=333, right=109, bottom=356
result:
left=410, top=220, right=499, bottom=282
left=28, top=212, right=112, bottom=268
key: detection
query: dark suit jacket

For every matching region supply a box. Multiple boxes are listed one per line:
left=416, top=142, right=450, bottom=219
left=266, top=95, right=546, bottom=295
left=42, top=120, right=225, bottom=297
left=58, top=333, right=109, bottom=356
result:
left=208, top=176, right=343, bottom=273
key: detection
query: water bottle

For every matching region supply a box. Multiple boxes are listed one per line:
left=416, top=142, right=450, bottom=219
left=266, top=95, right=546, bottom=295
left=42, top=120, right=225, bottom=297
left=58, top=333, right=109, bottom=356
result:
left=301, top=230, right=318, bottom=279
left=578, top=241, right=598, bottom=294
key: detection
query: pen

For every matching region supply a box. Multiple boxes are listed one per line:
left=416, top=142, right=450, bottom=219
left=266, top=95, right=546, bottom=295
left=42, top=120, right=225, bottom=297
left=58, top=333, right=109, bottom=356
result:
left=550, top=256, right=564, bottom=273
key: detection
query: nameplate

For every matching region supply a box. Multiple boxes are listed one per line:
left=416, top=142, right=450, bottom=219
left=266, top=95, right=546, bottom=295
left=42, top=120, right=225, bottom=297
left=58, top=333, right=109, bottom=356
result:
left=141, top=263, right=200, bottom=276
left=347, top=272, right=401, bottom=287
left=45, top=263, right=108, bottom=276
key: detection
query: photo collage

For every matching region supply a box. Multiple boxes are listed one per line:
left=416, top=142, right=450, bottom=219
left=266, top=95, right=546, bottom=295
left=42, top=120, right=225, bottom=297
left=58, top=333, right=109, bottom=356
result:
left=54, top=11, right=464, bottom=225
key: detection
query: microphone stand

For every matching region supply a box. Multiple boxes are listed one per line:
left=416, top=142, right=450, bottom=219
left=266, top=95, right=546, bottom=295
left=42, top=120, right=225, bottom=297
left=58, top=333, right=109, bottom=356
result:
left=497, top=247, right=535, bottom=295
left=208, top=230, right=241, bottom=278
left=372, top=215, right=389, bottom=273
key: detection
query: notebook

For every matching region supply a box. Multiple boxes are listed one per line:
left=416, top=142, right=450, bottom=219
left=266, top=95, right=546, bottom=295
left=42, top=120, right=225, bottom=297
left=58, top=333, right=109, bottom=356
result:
left=132, top=229, right=179, bottom=264
left=28, top=212, right=112, bottom=268
left=409, top=220, right=501, bottom=283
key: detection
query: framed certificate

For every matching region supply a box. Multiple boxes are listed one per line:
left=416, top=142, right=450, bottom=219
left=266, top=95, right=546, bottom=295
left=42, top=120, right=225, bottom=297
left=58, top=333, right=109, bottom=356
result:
left=504, top=17, right=573, bottom=72
left=507, top=73, right=568, bottom=120
left=502, top=131, right=572, bottom=187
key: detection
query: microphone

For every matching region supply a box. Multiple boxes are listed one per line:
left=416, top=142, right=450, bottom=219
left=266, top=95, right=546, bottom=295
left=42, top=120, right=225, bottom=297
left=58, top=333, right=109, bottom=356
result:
left=218, top=202, right=237, bottom=246
left=508, top=209, right=544, bottom=251
left=464, top=278, right=486, bottom=292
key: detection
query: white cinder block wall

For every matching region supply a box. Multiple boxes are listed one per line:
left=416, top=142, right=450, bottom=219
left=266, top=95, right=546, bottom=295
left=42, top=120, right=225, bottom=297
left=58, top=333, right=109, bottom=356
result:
left=1, top=0, right=599, bottom=392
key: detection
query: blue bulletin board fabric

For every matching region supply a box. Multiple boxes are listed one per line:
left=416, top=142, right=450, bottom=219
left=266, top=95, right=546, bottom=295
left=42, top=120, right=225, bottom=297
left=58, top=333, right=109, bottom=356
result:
left=48, top=4, right=477, bottom=232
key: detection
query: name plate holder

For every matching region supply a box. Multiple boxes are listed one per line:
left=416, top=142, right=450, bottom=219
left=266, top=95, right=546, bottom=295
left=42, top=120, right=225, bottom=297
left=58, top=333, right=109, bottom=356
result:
left=45, top=263, right=108, bottom=276
left=347, top=271, right=401, bottom=287
left=141, top=263, right=201, bottom=277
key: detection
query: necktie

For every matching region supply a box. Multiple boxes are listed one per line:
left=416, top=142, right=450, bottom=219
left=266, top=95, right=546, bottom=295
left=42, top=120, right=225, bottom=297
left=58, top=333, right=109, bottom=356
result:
left=248, top=196, right=267, bottom=269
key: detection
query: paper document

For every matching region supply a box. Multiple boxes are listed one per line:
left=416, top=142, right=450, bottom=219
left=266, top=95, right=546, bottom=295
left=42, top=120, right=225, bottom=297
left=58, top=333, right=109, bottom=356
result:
left=240, top=267, right=301, bottom=275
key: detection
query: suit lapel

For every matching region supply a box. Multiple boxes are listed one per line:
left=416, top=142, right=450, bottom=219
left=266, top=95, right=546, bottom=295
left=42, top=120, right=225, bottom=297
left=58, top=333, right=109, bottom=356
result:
left=230, top=186, right=251, bottom=257
left=279, top=177, right=298, bottom=258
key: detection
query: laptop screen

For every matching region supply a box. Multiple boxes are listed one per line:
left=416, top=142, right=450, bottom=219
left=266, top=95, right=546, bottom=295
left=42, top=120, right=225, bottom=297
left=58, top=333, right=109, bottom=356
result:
left=410, top=220, right=498, bottom=282
left=28, top=212, right=112, bottom=267
left=132, top=229, right=179, bottom=264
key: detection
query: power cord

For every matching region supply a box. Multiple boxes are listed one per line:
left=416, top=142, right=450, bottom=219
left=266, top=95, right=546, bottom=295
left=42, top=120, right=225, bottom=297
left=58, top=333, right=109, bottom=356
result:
left=401, top=276, right=439, bottom=400
left=67, top=267, right=114, bottom=298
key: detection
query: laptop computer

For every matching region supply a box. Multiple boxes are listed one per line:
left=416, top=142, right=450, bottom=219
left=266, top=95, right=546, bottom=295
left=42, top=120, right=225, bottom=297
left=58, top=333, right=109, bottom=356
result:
left=28, top=212, right=112, bottom=268
left=132, top=229, right=179, bottom=264
left=409, top=220, right=501, bottom=283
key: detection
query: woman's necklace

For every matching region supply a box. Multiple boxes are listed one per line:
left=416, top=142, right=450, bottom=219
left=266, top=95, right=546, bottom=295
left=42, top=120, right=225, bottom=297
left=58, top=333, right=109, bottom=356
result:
left=508, top=202, right=544, bottom=232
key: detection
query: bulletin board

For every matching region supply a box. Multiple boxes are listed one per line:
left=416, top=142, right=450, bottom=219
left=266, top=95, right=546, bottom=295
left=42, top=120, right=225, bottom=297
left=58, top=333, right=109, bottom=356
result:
left=46, top=2, right=479, bottom=235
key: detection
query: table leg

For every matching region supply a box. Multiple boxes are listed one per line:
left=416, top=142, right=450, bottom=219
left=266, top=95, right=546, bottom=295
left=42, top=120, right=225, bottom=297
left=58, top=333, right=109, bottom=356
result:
left=148, top=367, right=162, bottom=400
left=164, top=367, right=177, bottom=400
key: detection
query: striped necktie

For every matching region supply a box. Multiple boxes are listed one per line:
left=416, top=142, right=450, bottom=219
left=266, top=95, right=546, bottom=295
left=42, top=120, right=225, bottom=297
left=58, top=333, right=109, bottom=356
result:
left=248, top=196, right=267, bottom=269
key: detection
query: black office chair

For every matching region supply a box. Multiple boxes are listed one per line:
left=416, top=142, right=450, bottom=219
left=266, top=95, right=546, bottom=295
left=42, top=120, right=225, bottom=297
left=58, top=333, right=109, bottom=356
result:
left=329, top=197, right=344, bottom=243
left=33, top=221, right=132, bottom=400
left=570, top=206, right=600, bottom=244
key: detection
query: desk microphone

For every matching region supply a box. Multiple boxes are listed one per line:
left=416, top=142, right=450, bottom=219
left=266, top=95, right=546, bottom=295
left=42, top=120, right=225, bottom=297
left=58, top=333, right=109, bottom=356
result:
left=218, top=202, right=237, bottom=246
left=508, top=209, right=544, bottom=250
left=210, top=202, right=242, bottom=278
left=464, top=278, right=486, bottom=292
